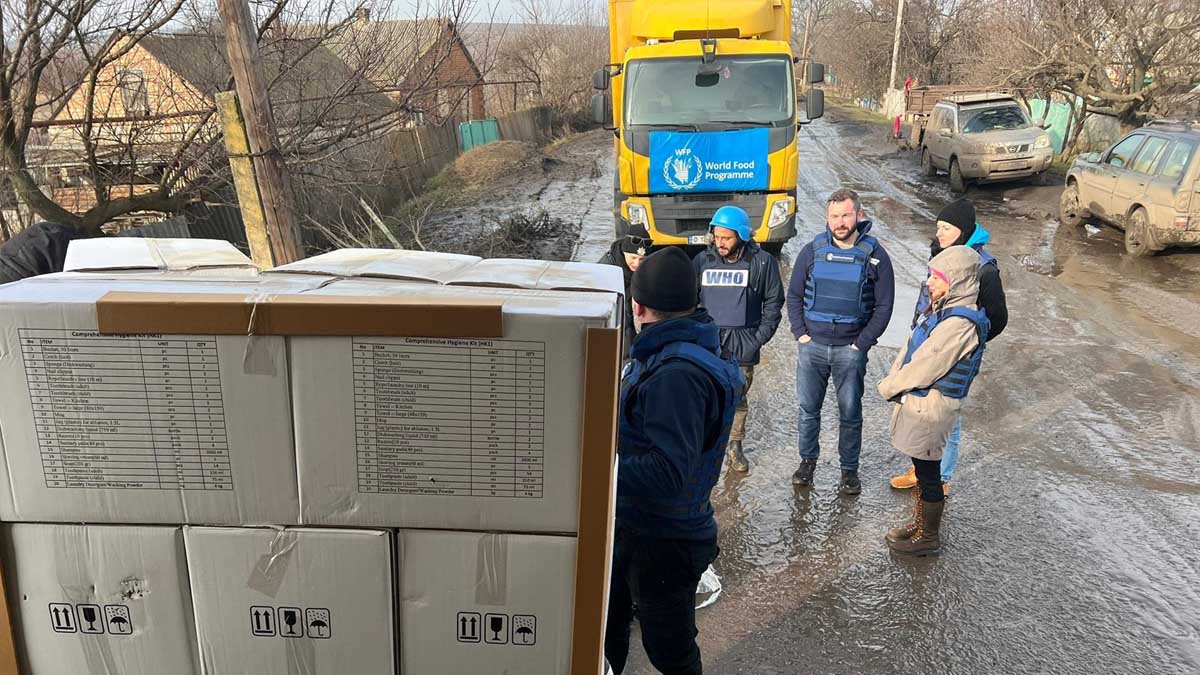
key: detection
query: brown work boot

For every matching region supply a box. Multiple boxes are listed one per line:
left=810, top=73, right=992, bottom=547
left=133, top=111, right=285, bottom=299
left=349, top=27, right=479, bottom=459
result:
left=889, top=466, right=917, bottom=490
left=887, top=499, right=945, bottom=556
left=885, top=491, right=923, bottom=543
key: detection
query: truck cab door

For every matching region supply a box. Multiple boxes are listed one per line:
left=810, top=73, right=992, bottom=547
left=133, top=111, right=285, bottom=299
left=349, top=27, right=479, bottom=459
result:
left=926, top=108, right=949, bottom=168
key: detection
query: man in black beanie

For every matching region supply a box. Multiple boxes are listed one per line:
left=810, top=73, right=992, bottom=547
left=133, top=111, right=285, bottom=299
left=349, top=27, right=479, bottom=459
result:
left=598, top=224, right=653, bottom=357
left=605, top=246, right=743, bottom=675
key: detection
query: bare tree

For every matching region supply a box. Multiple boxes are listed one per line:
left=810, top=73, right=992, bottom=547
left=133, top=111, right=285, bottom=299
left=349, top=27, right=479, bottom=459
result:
left=491, top=0, right=606, bottom=128
left=1, top=0, right=497, bottom=240
left=1007, top=0, right=1200, bottom=130
left=1, top=0, right=188, bottom=233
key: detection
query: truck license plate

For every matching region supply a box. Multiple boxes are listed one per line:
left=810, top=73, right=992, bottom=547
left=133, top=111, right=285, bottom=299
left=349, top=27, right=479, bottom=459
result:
left=689, top=235, right=709, bottom=245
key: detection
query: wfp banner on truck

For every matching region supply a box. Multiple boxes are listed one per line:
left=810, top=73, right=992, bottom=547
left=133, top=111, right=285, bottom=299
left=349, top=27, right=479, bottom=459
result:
left=648, top=129, right=770, bottom=194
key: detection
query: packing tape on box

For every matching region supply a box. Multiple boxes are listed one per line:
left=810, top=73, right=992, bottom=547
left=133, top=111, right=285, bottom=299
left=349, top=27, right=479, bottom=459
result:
left=475, top=534, right=509, bottom=606
left=242, top=293, right=277, bottom=376
left=246, top=528, right=297, bottom=598
left=245, top=529, right=319, bottom=675
left=55, top=538, right=123, bottom=674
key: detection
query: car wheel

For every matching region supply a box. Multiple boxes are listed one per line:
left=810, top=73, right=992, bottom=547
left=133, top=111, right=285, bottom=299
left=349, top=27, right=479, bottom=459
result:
left=921, top=148, right=937, bottom=177
left=1124, top=207, right=1157, bottom=258
left=1059, top=183, right=1084, bottom=227
left=949, top=159, right=967, bottom=193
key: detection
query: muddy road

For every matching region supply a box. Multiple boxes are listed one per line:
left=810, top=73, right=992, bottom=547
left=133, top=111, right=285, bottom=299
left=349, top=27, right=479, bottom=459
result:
left=474, top=116, right=1200, bottom=673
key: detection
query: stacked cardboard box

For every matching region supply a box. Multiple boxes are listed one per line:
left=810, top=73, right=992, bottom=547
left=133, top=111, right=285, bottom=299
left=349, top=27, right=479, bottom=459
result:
left=0, top=241, right=621, bottom=674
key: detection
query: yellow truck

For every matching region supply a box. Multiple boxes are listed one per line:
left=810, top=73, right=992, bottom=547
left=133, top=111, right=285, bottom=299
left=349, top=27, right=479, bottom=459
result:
left=591, top=0, right=825, bottom=253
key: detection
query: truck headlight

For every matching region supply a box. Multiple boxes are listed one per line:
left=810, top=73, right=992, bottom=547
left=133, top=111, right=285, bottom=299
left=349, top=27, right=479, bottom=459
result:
left=767, top=198, right=794, bottom=229
left=627, top=203, right=648, bottom=227
left=1034, top=135, right=1051, bottom=150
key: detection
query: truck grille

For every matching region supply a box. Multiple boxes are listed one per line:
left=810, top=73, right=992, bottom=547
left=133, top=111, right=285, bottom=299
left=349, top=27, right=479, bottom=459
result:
left=650, top=193, right=768, bottom=237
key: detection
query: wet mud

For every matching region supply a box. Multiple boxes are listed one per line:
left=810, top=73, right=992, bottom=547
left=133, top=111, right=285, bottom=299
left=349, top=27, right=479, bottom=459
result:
left=475, top=115, right=1200, bottom=673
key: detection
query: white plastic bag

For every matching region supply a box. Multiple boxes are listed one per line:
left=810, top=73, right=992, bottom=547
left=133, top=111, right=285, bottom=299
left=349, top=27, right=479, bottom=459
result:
left=695, top=564, right=722, bottom=610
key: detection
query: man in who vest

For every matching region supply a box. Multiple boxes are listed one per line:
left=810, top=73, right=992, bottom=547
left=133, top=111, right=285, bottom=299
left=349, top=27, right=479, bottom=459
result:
left=786, top=188, right=896, bottom=494
left=605, top=247, right=743, bottom=675
left=692, top=205, right=785, bottom=474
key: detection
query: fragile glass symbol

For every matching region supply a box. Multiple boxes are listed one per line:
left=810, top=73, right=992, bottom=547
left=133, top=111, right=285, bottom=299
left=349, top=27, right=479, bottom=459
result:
left=80, top=606, right=98, bottom=632
left=283, top=610, right=299, bottom=635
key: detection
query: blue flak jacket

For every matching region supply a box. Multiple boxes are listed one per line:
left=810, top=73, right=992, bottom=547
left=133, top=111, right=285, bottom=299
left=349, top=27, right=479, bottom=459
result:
left=902, top=307, right=990, bottom=399
left=616, top=311, right=743, bottom=541
left=692, top=241, right=786, bottom=366
left=786, top=221, right=896, bottom=351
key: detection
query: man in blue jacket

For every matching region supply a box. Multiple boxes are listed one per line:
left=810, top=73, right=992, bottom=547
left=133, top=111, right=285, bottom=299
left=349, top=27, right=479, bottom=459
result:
left=606, top=247, right=743, bottom=675
left=692, top=205, right=785, bottom=474
left=786, top=188, right=895, bottom=494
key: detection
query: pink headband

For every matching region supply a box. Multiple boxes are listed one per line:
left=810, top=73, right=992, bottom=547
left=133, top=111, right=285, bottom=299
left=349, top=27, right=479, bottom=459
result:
left=930, top=267, right=949, bottom=284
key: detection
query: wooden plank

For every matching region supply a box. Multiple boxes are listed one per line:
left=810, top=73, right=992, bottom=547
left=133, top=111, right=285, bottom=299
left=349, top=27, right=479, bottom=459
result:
left=570, top=327, right=621, bottom=675
left=217, top=0, right=303, bottom=265
left=0, top=556, right=19, bottom=675
left=215, top=91, right=275, bottom=268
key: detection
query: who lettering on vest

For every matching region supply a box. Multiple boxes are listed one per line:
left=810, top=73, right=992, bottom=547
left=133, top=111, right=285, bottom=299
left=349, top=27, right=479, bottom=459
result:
left=701, top=269, right=749, bottom=287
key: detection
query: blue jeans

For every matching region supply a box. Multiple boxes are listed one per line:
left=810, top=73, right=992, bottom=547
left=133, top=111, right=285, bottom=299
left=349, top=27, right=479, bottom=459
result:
left=796, top=341, right=867, bottom=471
left=940, top=415, right=962, bottom=482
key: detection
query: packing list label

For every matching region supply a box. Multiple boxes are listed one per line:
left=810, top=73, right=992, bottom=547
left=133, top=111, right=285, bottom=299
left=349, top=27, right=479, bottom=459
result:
left=353, top=337, right=546, bottom=498
left=20, top=330, right=233, bottom=490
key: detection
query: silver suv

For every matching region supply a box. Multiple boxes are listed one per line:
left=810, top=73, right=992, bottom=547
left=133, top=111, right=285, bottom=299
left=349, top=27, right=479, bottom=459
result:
left=920, top=94, right=1055, bottom=192
left=1060, top=120, right=1200, bottom=256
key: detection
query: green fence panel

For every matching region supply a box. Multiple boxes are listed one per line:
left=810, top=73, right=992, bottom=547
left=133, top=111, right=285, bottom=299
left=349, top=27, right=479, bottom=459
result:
left=459, top=119, right=501, bottom=152
left=1028, top=99, right=1075, bottom=154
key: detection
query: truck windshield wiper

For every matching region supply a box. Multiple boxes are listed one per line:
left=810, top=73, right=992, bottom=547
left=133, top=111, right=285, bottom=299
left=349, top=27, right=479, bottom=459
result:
left=635, top=122, right=701, bottom=131
left=706, top=120, right=778, bottom=127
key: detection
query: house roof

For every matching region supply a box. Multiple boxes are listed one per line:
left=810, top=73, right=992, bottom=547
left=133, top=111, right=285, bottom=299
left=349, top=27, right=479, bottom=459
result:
left=459, top=22, right=607, bottom=81
left=306, top=18, right=479, bottom=91
left=137, top=32, right=397, bottom=123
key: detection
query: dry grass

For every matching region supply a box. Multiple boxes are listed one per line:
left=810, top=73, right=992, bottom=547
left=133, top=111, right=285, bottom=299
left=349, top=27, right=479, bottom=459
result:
left=447, top=141, right=538, bottom=188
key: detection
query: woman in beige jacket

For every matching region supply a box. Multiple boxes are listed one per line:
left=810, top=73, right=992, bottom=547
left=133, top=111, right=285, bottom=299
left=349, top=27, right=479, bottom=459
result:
left=878, top=245, right=989, bottom=556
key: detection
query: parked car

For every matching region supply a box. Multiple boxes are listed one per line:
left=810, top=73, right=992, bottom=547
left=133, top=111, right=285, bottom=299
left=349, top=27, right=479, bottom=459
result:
left=1060, top=120, right=1200, bottom=257
left=919, top=93, right=1055, bottom=192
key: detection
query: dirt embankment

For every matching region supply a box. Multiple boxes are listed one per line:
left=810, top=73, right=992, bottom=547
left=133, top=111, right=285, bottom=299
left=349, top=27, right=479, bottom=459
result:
left=392, top=132, right=611, bottom=262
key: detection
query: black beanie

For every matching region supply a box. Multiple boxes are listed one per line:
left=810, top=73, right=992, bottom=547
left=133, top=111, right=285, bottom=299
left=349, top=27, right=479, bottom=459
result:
left=620, top=224, right=651, bottom=255
left=937, top=198, right=977, bottom=244
left=631, top=247, right=697, bottom=312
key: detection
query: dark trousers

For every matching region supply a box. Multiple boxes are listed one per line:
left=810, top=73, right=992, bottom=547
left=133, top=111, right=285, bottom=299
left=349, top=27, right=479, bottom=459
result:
left=912, top=457, right=945, bottom=503
left=605, top=528, right=719, bottom=675
left=796, top=342, right=868, bottom=470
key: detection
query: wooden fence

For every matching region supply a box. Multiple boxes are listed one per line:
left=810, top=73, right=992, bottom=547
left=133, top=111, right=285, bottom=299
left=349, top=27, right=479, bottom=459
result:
left=386, top=106, right=554, bottom=195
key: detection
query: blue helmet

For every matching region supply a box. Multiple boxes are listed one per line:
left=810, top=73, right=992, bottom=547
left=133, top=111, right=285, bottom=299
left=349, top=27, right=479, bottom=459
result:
left=710, top=205, right=752, bottom=242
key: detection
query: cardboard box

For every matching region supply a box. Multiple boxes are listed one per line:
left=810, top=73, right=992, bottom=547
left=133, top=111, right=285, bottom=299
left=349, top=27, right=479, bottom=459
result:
left=62, top=238, right=259, bottom=277
left=1, top=524, right=199, bottom=674
left=270, top=248, right=480, bottom=283
left=185, top=526, right=395, bottom=675
left=0, top=276, right=313, bottom=524
left=282, top=255, right=622, bottom=532
left=398, top=529, right=576, bottom=675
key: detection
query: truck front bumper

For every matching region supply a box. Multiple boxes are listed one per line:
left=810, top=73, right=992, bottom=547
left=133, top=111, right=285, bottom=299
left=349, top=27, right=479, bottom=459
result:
left=622, top=192, right=796, bottom=245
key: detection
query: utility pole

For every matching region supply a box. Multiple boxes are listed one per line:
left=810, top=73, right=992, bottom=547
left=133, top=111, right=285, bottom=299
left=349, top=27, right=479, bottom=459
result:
left=888, top=0, right=906, bottom=92
left=217, top=0, right=303, bottom=266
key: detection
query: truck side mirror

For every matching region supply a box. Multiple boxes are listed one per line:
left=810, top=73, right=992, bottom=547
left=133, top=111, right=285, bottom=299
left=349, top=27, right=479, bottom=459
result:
left=806, top=88, right=824, bottom=122
left=591, top=92, right=614, bottom=130
left=592, top=67, right=609, bottom=91
left=807, top=62, right=825, bottom=85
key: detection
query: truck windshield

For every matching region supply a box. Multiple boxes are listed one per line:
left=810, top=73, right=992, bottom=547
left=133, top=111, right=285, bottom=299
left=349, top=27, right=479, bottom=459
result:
left=624, top=55, right=794, bottom=127
left=960, top=105, right=1030, bottom=133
